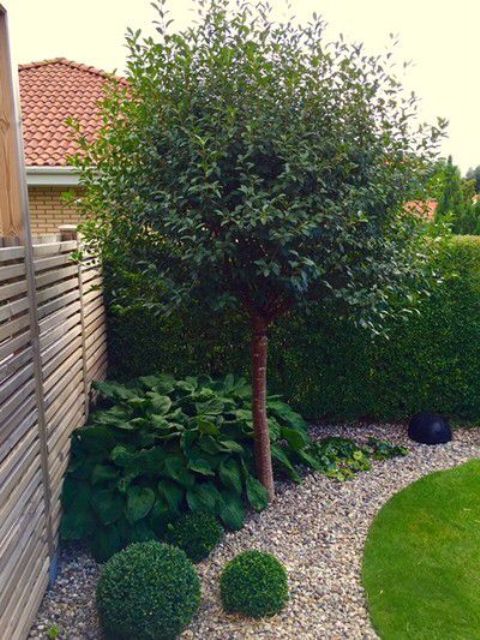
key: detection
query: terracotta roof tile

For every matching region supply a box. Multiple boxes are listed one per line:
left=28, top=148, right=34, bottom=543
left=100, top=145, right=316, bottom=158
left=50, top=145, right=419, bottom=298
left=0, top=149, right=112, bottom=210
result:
left=18, top=57, right=125, bottom=167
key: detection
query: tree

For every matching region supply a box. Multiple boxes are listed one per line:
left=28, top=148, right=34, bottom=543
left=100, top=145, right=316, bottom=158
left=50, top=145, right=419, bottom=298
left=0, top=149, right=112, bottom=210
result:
left=466, top=166, right=480, bottom=193
left=72, top=0, right=445, bottom=499
left=430, top=157, right=480, bottom=233
left=434, top=156, right=468, bottom=219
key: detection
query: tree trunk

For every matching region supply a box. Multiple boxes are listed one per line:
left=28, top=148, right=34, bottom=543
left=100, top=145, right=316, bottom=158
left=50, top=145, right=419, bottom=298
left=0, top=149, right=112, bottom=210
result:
left=251, top=314, right=275, bottom=500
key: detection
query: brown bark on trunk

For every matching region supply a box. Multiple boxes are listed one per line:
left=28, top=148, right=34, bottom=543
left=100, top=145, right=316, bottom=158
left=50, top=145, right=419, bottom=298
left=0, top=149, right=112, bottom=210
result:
left=251, top=314, right=275, bottom=501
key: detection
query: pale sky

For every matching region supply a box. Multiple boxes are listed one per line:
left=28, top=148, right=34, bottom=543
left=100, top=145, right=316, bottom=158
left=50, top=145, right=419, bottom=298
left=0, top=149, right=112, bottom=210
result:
left=7, top=0, right=480, bottom=173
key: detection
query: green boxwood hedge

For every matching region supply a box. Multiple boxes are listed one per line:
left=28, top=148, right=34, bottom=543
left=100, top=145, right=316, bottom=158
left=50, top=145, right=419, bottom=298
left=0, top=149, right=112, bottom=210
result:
left=96, top=541, right=200, bottom=640
left=107, top=236, right=480, bottom=421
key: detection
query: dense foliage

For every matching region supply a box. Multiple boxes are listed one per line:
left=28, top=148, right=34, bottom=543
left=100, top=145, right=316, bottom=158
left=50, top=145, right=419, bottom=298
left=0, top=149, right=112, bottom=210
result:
left=96, top=541, right=200, bottom=640
left=108, top=236, right=480, bottom=421
left=311, top=437, right=408, bottom=481
left=60, top=374, right=322, bottom=560
left=220, top=550, right=288, bottom=618
left=72, top=0, right=444, bottom=497
left=430, top=157, right=480, bottom=234
left=165, top=512, right=223, bottom=562
left=466, top=165, right=480, bottom=193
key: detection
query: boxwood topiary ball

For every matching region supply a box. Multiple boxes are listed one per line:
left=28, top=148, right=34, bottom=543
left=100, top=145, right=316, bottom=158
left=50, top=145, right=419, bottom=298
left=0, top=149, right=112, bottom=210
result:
left=408, top=411, right=452, bottom=445
left=165, top=512, right=223, bottom=562
left=220, top=550, right=288, bottom=618
left=96, top=541, right=200, bottom=640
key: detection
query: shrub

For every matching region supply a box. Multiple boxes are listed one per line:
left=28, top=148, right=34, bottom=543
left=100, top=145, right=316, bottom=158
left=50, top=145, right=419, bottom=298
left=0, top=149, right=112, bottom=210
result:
left=61, top=374, right=321, bottom=560
left=220, top=550, right=288, bottom=618
left=107, top=236, right=480, bottom=421
left=96, top=541, right=200, bottom=640
left=165, top=512, right=223, bottom=562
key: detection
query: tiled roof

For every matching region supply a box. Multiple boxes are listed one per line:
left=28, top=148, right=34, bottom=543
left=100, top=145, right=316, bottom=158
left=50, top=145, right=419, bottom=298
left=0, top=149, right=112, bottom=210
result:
left=405, top=199, right=438, bottom=220
left=18, top=58, right=123, bottom=167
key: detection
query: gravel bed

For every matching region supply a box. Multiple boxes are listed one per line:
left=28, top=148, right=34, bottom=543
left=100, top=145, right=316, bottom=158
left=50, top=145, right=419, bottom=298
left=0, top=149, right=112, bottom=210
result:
left=28, top=423, right=480, bottom=640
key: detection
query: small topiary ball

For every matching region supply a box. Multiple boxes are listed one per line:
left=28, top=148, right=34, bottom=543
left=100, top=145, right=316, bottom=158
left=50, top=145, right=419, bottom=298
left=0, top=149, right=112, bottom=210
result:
left=165, top=512, right=223, bottom=562
left=96, top=541, right=200, bottom=640
left=220, top=550, right=288, bottom=618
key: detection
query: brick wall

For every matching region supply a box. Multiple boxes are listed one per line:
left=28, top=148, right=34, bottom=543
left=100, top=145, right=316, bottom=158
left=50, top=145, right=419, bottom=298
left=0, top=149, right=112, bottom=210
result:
left=28, top=186, right=81, bottom=237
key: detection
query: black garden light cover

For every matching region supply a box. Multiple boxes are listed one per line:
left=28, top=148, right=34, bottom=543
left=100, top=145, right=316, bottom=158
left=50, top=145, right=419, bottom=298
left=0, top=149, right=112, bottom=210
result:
left=408, top=411, right=452, bottom=445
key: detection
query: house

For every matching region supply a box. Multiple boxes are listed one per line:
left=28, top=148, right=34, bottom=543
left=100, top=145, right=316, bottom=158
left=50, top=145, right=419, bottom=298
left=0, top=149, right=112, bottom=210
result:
left=404, top=199, right=438, bottom=221
left=19, top=58, right=116, bottom=236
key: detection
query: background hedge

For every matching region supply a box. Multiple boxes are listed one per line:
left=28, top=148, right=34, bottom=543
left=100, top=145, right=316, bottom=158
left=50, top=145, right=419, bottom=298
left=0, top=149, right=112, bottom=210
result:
left=107, top=236, right=480, bottom=422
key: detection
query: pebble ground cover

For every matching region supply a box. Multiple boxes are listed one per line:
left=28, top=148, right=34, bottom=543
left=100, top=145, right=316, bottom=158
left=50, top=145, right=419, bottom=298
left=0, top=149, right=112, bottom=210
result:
left=29, top=423, right=480, bottom=640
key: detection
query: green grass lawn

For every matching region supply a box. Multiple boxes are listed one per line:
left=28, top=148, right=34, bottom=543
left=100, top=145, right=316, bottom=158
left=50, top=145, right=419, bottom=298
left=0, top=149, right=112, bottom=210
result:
left=363, top=459, right=480, bottom=640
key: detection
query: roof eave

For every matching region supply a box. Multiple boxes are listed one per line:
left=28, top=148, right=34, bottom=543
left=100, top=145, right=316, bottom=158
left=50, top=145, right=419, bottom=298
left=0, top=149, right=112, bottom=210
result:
left=26, top=166, right=80, bottom=187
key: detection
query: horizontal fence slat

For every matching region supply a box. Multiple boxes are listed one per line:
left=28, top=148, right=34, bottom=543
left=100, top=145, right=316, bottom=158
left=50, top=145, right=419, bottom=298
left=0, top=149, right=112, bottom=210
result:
left=0, top=234, right=107, bottom=640
left=0, top=245, right=25, bottom=262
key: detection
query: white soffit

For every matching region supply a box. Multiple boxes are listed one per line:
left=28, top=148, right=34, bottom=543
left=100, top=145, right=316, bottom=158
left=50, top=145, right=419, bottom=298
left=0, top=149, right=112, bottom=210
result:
left=26, top=166, right=80, bottom=186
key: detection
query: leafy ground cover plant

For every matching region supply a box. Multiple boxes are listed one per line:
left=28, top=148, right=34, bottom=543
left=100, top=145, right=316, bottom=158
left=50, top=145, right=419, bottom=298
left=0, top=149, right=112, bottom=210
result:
left=312, top=437, right=408, bottom=481
left=61, top=374, right=320, bottom=560
left=96, top=541, right=200, bottom=640
left=165, top=512, right=223, bottom=563
left=61, top=374, right=408, bottom=560
left=220, top=550, right=288, bottom=618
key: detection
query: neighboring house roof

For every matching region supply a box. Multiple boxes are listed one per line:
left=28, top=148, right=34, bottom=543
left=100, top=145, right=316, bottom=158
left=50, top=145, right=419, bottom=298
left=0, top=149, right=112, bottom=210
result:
left=18, top=58, right=120, bottom=175
left=405, top=199, right=438, bottom=221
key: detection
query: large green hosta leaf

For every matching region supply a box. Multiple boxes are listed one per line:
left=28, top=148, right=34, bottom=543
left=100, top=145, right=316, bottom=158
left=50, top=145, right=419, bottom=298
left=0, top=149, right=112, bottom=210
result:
left=62, top=373, right=328, bottom=554
left=218, top=491, right=246, bottom=530
left=126, top=486, right=155, bottom=522
left=91, top=488, right=124, bottom=525
left=244, top=473, right=269, bottom=512
left=218, top=457, right=243, bottom=494
left=186, top=482, right=222, bottom=514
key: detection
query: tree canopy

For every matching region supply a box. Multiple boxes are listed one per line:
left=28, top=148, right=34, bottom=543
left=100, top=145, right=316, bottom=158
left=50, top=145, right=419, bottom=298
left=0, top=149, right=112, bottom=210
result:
left=71, top=0, right=446, bottom=495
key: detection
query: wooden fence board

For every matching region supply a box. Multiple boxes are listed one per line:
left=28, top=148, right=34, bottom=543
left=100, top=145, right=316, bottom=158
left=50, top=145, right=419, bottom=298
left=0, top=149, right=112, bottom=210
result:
left=0, top=229, right=107, bottom=639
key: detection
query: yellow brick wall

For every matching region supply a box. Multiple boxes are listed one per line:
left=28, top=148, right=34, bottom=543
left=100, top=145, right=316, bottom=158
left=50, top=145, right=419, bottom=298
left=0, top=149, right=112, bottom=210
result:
left=28, top=186, right=81, bottom=237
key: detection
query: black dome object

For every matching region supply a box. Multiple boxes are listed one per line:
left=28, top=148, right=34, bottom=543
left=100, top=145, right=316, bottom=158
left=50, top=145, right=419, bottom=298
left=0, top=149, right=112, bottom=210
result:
left=408, top=411, right=452, bottom=445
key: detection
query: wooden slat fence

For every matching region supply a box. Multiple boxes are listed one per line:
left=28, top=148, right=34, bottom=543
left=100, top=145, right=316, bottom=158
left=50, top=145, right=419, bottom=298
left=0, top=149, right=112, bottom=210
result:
left=0, top=229, right=107, bottom=640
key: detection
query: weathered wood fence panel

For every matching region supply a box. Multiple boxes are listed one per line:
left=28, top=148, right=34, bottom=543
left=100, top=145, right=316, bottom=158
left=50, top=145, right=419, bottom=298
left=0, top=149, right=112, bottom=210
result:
left=0, top=232, right=107, bottom=640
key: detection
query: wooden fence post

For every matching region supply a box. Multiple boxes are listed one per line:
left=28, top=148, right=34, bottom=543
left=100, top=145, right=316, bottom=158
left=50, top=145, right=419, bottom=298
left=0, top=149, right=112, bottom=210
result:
left=0, top=3, right=56, bottom=576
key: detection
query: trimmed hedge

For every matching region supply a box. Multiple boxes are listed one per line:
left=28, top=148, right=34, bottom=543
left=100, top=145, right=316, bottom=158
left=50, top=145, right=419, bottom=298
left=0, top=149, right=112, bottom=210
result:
left=107, top=236, right=480, bottom=421
left=220, top=550, right=288, bottom=618
left=96, top=541, right=200, bottom=640
left=165, top=512, right=223, bottom=563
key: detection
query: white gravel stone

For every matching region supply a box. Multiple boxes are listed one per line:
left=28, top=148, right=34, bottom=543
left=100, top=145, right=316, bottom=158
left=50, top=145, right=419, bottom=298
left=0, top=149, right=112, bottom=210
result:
left=28, top=423, right=480, bottom=640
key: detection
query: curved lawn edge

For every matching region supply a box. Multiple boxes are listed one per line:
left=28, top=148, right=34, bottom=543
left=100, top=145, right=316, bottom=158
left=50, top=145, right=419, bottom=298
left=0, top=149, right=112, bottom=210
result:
left=362, top=458, right=480, bottom=640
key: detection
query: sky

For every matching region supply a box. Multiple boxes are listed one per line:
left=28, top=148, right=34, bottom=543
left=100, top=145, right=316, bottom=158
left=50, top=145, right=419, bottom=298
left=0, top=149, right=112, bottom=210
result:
left=6, top=0, right=480, bottom=173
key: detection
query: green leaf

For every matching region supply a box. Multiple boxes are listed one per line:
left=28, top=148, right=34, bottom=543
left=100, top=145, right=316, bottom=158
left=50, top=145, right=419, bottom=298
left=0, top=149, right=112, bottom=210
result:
left=149, top=393, right=172, bottom=414
left=91, top=464, right=119, bottom=485
left=60, top=498, right=95, bottom=540
left=281, top=426, right=311, bottom=451
left=197, top=416, right=220, bottom=436
left=157, top=480, right=184, bottom=512
left=149, top=499, right=176, bottom=536
left=126, top=486, right=155, bottom=522
left=163, top=455, right=195, bottom=487
left=91, top=488, right=124, bottom=525
left=271, top=444, right=302, bottom=482
left=186, top=482, right=221, bottom=514
left=218, top=491, right=246, bottom=531
left=187, top=456, right=216, bottom=476
left=77, top=426, right=116, bottom=454
left=89, top=524, right=123, bottom=562
left=218, top=457, right=242, bottom=494
left=218, top=439, right=245, bottom=454
left=245, top=474, right=269, bottom=511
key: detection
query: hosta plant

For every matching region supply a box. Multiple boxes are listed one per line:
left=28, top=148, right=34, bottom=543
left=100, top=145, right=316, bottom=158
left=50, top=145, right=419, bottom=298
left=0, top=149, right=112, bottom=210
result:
left=61, top=373, right=319, bottom=560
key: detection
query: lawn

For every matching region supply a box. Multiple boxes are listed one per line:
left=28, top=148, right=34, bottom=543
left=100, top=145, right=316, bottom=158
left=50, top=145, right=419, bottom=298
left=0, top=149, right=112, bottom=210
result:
left=363, top=459, right=480, bottom=640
